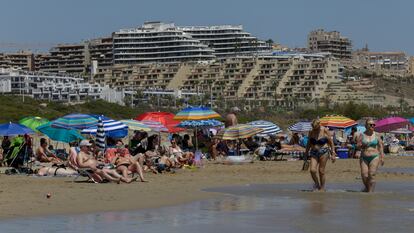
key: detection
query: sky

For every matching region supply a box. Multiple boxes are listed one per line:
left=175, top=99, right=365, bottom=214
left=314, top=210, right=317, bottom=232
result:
left=1, top=0, right=413, bottom=54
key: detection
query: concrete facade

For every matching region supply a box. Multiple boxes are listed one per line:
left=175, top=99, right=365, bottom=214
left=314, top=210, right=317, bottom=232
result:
left=0, top=51, right=35, bottom=71
left=308, top=29, right=352, bottom=60
left=93, top=55, right=340, bottom=106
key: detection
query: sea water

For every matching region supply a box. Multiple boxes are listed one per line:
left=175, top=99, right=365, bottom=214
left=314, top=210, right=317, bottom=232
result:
left=0, top=182, right=413, bottom=233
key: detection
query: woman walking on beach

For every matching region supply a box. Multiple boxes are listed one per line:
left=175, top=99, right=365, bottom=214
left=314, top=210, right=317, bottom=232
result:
left=305, top=119, right=336, bottom=191
left=357, top=118, right=385, bottom=192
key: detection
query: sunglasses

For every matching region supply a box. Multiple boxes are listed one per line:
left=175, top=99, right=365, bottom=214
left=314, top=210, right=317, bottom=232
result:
left=368, top=123, right=376, bottom=127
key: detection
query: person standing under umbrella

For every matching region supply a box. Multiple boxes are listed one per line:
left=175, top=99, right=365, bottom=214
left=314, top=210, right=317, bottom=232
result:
left=1, top=136, right=11, bottom=157
left=225, top=107, right=240, bottom=128
left=357, top=118, right=385, bottom=192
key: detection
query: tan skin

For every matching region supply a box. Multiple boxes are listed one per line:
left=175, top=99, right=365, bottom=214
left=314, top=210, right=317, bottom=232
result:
left=169, top=139, right=194, bottom=166
left=111, top=141, right=147, bottom=182
left=357, top=121, right=385, bottom=192
left=36, top=143, right=62, bottom=163
left=305, top=123, right=336, bottom=191
left=77, top=145, right=133, bottom=183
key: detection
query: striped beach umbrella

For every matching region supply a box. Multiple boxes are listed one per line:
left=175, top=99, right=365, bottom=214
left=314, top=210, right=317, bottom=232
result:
left=19, top=116, right=49, bottom=132
left=174, top=106, right=221, bottom=121
left=81, top=115, right=128, bottom=138
left=288, top=121, right=312, bottom=132
left=51, top=113, right=98, bottom=130
left=216, top=124, right=264, bottom=140
left=247, top=120, right=282, bottom=137
left=95, top=118, right=106, bottom=151
left=320, top=115, right=357, bottom=129
left=120, top=120, right=152, bottom=132
left=139, top=120, right=169, bottom=132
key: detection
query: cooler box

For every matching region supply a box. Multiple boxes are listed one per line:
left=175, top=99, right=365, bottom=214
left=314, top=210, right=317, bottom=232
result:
left=336, top=148, right=349, bottom=159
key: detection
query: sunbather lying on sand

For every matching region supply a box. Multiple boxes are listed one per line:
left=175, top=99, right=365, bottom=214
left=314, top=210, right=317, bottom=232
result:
left=34, top=166, right=78, bottom=176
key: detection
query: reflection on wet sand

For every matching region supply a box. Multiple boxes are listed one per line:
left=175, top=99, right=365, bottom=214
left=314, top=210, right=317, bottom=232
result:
left=0, top=182, right=413, bottom=233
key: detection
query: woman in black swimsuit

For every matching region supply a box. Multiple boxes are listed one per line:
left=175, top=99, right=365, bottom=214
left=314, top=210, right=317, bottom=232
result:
left=305, top=119, right=336, bottom=191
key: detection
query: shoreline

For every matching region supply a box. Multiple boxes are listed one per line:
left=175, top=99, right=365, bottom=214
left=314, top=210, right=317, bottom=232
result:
left=0, top=156, right=413, bottom=220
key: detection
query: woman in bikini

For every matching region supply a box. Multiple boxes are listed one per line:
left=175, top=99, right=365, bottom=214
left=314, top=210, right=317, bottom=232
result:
left=357, top=118, right=384, bottom=192
left=168, top=139, right=194, bottom=167
left=305, top=119, right=336, bottom=191
left=104, top=140, right=147, bottom=182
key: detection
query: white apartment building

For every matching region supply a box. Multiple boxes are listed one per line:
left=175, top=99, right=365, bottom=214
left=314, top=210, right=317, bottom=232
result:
left=0, top=68, right=124, bottom=104
left=179, top=25, right=271, bottom=57
left=112, top=22, right=215, bottom=64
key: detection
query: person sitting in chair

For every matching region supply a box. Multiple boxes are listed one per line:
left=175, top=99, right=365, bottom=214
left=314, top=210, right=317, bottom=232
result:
left=76, top=140, right=134, bottom=183
left=168, top=139, right=194, bottom=166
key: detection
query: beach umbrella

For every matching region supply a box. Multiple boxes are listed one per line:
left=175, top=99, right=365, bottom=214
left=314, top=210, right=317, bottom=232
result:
left=51, top=113, right=98, bottom=130
left=215, top=124, right=264, bottom=140
left=120, top=120, right=152, bottom=132
left=0, top=122, right=35, bottom=136
left=176, top=119, right=223, bottom=128
left=139, top=120, right=169, bottom=132
left=81, top=115, right=128, bottom=138
left=375, top=117, right=409, bottom=133
left=409, top=117, right=414, bottom=125
left=95, top=118, right=106, bottom=152
left=135, top=112, right=184, bottom=133
left=389, top=128, right=412, bottom=134
left=320, top=115, right=357, bottom=129
left=37, top=122, right=84, bottom=143
left=247, top=120, right=282, bottom=137
left=174, top=106, right=221, bottom=121
left=177, top=119, right=224, bottom=150
left=288, top=121, right=312, bottom=133
left=19, top=116, right=49, bottom=132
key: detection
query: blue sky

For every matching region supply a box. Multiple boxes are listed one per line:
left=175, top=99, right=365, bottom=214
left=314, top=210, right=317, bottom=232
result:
left=1, top=0, right=413, bottom=54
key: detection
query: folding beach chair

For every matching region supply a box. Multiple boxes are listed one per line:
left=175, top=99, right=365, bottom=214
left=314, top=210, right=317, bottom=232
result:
left=73, top=168, right=100, bottom=183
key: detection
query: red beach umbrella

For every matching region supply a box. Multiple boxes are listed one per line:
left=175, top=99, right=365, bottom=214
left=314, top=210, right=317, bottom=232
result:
left=135, top=112, right=184, bottom=133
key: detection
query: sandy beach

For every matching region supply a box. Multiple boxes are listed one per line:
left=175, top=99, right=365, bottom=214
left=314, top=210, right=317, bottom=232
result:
left=0, top=156, right=413, bottom=220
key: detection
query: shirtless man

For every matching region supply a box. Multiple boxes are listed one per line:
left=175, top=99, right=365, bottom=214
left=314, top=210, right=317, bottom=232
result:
left=76, top=140, right=133, bottom=183
left=225, top=107, right=240, bottom=128
left=36, top=138, right=61, bottom=163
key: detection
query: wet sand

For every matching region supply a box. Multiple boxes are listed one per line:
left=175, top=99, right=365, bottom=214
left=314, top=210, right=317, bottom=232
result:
left=0, top=156, right=413, bottom=220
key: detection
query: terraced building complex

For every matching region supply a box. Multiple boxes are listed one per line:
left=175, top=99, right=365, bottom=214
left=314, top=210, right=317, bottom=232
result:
left=93, top=55, right=340, bottom=105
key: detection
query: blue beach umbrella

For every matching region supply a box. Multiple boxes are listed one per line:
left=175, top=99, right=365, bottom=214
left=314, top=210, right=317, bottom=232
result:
left=37, top=122, right=84, bottom=143
left=176, top=119, right=224, bottom=150
left=409, top=117, right=414, bottom=124
left=81, top=115, right=128, bottom=138
left=176, top=119, right=223, bottom=128
left=51, top=113, right=98, bottom=130
left=247, top=120, right=282, bottom=137
left=0, top=122, right=35, bottom=136
left=288, top=121, right=312, bottom=133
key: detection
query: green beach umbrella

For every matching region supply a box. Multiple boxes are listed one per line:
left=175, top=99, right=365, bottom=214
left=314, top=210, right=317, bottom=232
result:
left=19, top=116, right=49, bottom=132
left=37, top=122, right=84, bottom=143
